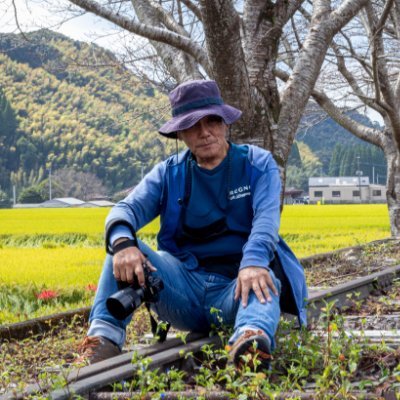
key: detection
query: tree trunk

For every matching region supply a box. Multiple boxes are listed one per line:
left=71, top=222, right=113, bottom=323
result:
left=385, top=147, right=400, bottom=237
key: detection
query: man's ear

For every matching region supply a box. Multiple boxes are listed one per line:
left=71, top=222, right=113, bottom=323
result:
left=177, top=132, right=183, bottom=141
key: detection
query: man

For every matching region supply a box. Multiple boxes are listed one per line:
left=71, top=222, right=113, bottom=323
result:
left=78, top=80, right=308, bottom=370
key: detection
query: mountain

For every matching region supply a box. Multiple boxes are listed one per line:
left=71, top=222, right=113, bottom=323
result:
left=0, top=29, right=174, bottom=195
left=0, top=29, right=387, bottom=198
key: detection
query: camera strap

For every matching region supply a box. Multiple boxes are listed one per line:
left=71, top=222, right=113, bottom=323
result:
left=145, top=303, right=171, bottom=342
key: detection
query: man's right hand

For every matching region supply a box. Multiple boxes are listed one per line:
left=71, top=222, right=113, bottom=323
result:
left=112, top=239, right=156, bottom=286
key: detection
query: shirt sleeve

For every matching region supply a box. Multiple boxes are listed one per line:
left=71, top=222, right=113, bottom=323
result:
left=109, top=225, right=134, bottom=247
left=240, top=155, right=281, bottom=269
left=104, top=161, right=166, bottom=253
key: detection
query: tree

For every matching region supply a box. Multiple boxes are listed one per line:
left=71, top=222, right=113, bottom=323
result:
left=55, top=0, right=366, bottom=182
left=288, top=142, right=302, bottom=169
left=52, top=168, right=107, bottom=200
left=18, top=185, right=45, bottom=203
left=300, top=0, right=400, bottom=236
left=0, top=87, right=20, bottom=190
left=0, top=189, right=11, bottom=208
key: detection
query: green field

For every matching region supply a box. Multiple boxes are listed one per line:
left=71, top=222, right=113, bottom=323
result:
left=0, top=205, right=391, bottom=323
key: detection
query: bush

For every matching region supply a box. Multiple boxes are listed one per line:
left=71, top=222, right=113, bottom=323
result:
left=0, top=189, right=11, bottom=208
left=18, top=185, right=45, bottom=203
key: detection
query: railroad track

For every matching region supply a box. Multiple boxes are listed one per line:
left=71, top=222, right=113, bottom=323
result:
left=2, top=263, right=400, bottom=400
left=2, top=237, right=397, bottom=343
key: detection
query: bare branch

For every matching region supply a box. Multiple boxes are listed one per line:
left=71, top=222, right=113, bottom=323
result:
left=366, top=1, right=397, bottom=115
left=330, top=0, right=368, bottom=33
left=146, top=0, right=188, bottom=36
left=68, top=0, right=209, bottom=67
left=312, top=88, right=384, bottom=149
left=330, top=41, right=385, bottom=114
left=338, top=29, right=373, bottom=79
left=180, top=0, right=202, bottom=22
left=11, top=0, right=30, bottom=41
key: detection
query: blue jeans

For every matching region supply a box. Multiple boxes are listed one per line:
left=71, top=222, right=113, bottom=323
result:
left=88, top=240, right=281, bottom=349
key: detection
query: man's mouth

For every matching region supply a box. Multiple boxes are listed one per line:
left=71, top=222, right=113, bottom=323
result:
left=198, top=142, right=216, bottom=148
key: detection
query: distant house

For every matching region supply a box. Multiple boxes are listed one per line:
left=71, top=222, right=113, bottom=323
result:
left=284, top=187, right=304, bottom=204
left=13, top=203, right=43, bottom=209
left=79, top=200, right=115, bottom=208
left=309, top=177, right=386, bottom=204
left=40, top=197, right=85, bottom=208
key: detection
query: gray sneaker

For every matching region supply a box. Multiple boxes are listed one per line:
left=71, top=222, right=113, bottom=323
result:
left=75, top=336, right=121, bottom=365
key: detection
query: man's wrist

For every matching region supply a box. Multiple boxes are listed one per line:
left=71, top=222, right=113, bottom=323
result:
left=112, top=238, right=138, bottom=254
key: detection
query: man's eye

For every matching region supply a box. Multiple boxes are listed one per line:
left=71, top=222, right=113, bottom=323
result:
left=208, top=116, right=223, bottom=124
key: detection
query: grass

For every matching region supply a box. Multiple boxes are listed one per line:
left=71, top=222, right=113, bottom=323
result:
left=280, top=204, right=390, bottom=256
left=0, top=204, right=391, bottom=323
left=0, top=208, right=108, bottom=235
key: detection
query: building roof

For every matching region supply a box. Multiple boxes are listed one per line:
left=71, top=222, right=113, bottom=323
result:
left=284, top=187, right=303, bottom=195
left=85, top=200, right=115, bottom=207
left=41, top=197, right=85, bottom=206
left=309, top=176, right=370, bottom=186
left=13, top=203, right=42, bottom=208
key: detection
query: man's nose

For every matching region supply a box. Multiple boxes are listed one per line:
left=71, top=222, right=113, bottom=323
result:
left=198, top=120, right=211, bottom=136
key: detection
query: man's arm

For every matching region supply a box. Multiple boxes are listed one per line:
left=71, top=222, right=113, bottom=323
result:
left=105, top=162, right=166, bottom=284
left=236, top=154, right=281, bottom=306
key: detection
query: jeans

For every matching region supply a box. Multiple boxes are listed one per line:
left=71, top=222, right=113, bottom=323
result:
left=88, top=240, right=282, bottom=349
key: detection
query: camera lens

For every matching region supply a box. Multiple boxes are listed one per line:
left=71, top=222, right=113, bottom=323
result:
left=106, top=287, right=144, bottom=320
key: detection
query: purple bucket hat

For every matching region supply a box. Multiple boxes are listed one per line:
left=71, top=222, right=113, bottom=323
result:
left=159, top=80, right=242, bottom=138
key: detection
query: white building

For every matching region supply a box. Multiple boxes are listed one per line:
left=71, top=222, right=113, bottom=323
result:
left=40, top=197, right=86, bottom=208
left=309, top=177, right=386, bottom=204
left=79, top=200, right=115, bottom=207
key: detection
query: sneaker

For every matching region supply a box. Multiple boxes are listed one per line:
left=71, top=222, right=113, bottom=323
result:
left=75, top=336, right=121, bottom=365
left=227, top=329, right=272, bottom=371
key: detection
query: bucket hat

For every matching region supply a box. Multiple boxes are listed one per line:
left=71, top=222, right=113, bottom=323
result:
left=159, top=80, right=242, bottom=138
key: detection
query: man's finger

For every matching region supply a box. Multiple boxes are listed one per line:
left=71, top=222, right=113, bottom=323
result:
left=259, top=277, right=272, bottom=302
left=266, top=274, right=278, bottom=296
left=119, top=267, right=127, bottom=283
left=135, top=264, right=145, bottom=286
left=144, top=259, right=157, bottom=271
left=234, top=279, right=241, bottom=301
left=253, top=283, right=267, bottom=303
left=126, top=266, right=135, bottom=284
left=113, top=265, right=121, bottom=281
left=241, top=284, right=250, bottom=308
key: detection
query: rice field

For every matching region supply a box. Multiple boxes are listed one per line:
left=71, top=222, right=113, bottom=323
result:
left=0, top=204, right=391, bottom=323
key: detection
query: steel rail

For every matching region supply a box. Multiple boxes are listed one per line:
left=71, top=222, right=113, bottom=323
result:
left=0, top=307, right=90, bottom=341
left=307, top=264, right=400, bottom=321
left=88, top=389, right=397, bottom=400
left=1, top=333, right=212, bottom=400
left=2, top=264, right=400, bottom=400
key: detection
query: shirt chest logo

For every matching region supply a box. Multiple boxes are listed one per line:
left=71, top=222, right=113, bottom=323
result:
left=228, top=185, right=251, bottom=201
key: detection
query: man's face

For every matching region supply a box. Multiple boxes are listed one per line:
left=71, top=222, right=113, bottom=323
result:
left=178, top=115, right=229, bottom=165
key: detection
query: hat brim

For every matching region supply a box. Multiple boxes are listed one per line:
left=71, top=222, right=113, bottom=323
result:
left=158, top=104, right=242, bottom=139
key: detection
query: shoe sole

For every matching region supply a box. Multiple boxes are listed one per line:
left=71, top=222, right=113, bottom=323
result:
left=233, top=335, right=272, bottom=370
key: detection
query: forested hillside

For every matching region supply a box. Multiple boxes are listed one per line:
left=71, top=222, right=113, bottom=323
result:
left=0, top=29, right=173, bottom=199
left=0, top=29, right=387, bottom=201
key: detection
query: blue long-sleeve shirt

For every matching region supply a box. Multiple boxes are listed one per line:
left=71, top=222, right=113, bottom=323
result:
left=105, top=142, right=308, bottom=325
left=109, top=143, right=280, bottom=270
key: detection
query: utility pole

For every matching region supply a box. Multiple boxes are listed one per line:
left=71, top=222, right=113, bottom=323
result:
left=355, top=156, right=363, bottom=203
left=49, top=165, right=52, bottom=200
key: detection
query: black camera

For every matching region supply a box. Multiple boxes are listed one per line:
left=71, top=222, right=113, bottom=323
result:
left=106, top=266, right=164, bottom=320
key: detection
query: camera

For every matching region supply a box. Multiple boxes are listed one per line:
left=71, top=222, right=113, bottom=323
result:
left=106, top=266, right=164, bottom=320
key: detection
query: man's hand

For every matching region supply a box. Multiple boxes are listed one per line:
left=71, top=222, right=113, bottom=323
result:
left=112, top=239, right=156, bottom=286
left=235, top=266, right=278, bottom=307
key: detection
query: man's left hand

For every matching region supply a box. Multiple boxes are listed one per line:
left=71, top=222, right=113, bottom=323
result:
left=235, top=267, right=279, bottom=308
